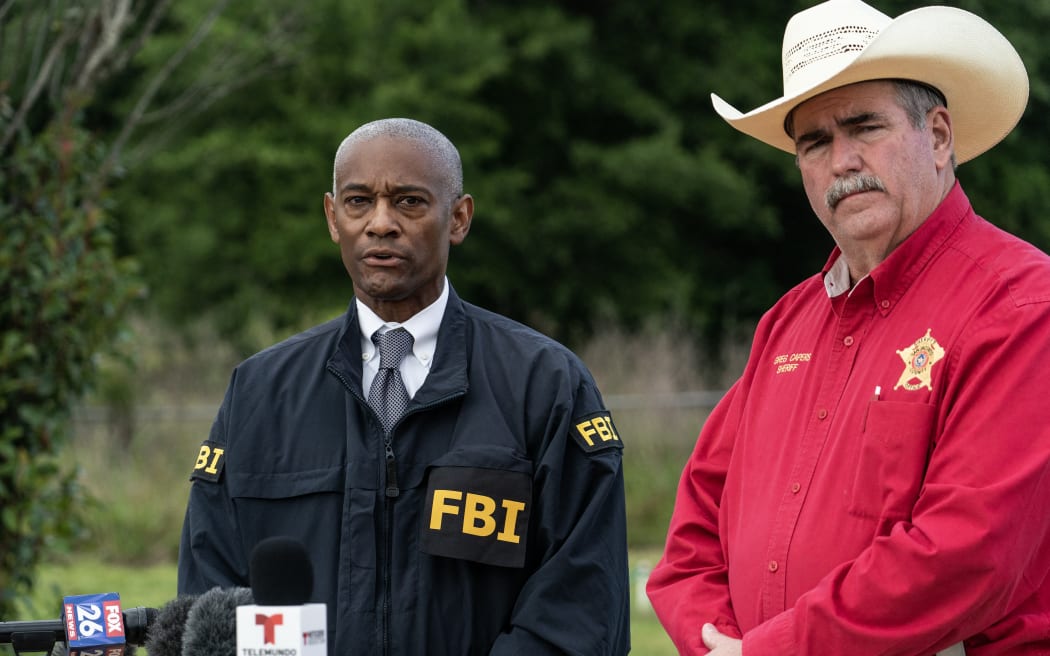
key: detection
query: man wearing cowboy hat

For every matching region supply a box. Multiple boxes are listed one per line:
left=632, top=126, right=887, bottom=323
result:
left=647, top=1, right=1050, bottom=655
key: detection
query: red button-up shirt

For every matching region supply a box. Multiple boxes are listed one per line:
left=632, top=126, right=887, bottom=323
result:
left=647, top=183, right=1050, bottom=655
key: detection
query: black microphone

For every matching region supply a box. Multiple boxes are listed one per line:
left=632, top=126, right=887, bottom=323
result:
left=235, top=536, right=326, bottom=653
left=180, top=586, right=253, bottom=656
left=142, top=593, right=199, bottom=656
left=0, top=606, right=156, bottom=648
left=249, top=536, right=314, bottom=605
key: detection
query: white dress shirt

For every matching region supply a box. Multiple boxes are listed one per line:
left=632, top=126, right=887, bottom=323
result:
left=356, top=278, right=448, bottom=399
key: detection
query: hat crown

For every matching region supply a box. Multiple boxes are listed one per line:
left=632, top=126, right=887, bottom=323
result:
left=782, top=0, right=891, bottom=94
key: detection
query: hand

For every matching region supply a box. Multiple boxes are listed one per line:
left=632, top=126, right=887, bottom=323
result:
left=702, top=623, right=743, bottom=656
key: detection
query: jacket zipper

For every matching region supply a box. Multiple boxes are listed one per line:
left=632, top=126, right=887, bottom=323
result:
left=382, top=474, right=394, bottom=654
left=382, top=429, right=398, bottom=655
left=327, top=363, right=465, bottom=655
left=377, top=396, right=463, bottom=654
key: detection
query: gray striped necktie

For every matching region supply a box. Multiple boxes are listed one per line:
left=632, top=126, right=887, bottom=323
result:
left=368, top=327, right=414, bottom=433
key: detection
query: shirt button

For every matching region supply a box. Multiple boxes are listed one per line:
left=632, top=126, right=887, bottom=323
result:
left=881, top=300, right=891, bottom=309
left=768, top=560, right=779, bottom=572
left=843, top=336, right=854, bottom=346
left=817, top=408, right=828, bottom=420
left=791, top=482, right=801, bottom=494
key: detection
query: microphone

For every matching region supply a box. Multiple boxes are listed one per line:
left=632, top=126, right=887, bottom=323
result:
left=249, top=536, right=314, bottom=605
left=180, top=586, right=253, bottom=656
left=0, top=593, right=155, bottom=653
left=236, top=536, right=327, bottom=654
left=142, top=593, right=199, bottom=656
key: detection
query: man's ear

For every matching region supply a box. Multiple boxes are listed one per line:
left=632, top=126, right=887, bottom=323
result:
left=323, top=192, right=339, bottom=243
left=449, top=194, right=474, bottom=246
left=929, top=107, right=954, bottom=170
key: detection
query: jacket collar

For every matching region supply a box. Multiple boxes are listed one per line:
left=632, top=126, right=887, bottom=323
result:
left=329, top=284, right=470, bottom=406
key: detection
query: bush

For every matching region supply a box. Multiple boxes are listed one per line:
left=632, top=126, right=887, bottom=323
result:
left=0, top=121, right=139, bottom=618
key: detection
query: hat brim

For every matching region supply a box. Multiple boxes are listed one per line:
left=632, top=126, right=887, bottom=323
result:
left=711, top=6, right=1028, bottom=164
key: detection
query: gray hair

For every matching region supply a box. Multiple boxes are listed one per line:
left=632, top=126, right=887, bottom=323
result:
left=331, top=118, right=464, bottom=199
left=891, top=80, right=947, bottom=130
left=890, top=80, right=956, bottom=169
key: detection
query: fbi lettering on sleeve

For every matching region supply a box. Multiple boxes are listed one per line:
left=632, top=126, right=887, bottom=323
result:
left=572, top=411, right=623, bottom=453
left=421, top=466, right=531, bottom=568
left=190, top=440, right=226, bottom=483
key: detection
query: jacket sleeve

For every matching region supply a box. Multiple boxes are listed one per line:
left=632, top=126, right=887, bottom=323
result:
left=177, top=379, right=250, bottom=594
left=645, top=381, right=743, bottom=656
left=489, top=375, right=631, bottom=655
left=743, top=301, right=1050, bottom=655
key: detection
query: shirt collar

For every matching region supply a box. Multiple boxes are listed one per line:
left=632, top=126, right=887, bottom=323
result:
left=823, top=256, right=853, bottom=298
left=356, top=278, right=449, bottom=366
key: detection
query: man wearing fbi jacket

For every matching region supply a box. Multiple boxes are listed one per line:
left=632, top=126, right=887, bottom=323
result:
left=177, top=118, right=631, bottom=655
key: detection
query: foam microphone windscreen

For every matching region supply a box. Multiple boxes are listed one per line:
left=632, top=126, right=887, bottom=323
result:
left=143, top=594, right=198, bottom=656
left=180, top=587, right=253, bottom=656
left=249, top=536, right=314, bottom=605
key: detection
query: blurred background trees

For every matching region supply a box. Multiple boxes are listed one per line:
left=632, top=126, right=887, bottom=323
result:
left=0, top=0, right=293, bottom=618
left=109, top=0, right=1050, bottom=356
left=3, top=0, right=1049, bottom=620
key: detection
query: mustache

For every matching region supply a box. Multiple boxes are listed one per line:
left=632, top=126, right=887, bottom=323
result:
left=825, top=175, right=886, bottom=210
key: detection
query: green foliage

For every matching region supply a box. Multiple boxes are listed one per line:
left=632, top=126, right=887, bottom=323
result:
left=110, top=0, right=821, bottom=355
left=0, top=0, right=295, bottom=617
left=14, top=558, right=178, bottom=621
left=70, top=410, right=205, bottom=566
left=106, top=0, right=1050, bottom=358
left=0, top=120, right=138, bottom=617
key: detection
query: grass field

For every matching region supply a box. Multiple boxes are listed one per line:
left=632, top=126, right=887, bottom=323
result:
left=12, top=553, right=677, bottom=655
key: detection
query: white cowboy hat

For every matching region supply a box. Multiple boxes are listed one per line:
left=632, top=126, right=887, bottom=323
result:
left=711, top=0, right=1028, bottom=163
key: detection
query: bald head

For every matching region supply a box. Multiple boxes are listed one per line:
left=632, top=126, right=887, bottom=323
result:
left=332, top=118, right=463, bottom=201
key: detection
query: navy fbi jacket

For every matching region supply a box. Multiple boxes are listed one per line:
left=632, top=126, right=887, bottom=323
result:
left=178, top=287, right=631, bottom=655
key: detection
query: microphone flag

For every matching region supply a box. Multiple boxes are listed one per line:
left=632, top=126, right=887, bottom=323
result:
left=63, top=592, right=128, bottom=655
left=235, top=603, right=326, bottom=655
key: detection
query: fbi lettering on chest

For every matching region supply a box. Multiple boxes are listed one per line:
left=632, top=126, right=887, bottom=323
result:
left=421, top=466, right=531, bottom=568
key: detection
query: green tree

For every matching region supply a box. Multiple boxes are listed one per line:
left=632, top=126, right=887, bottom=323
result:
left=111, top=0, right=509, bottom=353
left=0, top=115, right=133, bottom=618
left=0, top=0, right=292, bottom=618
left=110, top=0, right=1050, bottom=358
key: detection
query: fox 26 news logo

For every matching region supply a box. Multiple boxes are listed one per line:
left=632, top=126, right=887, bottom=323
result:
left=63, top=592, right=127, bottom=654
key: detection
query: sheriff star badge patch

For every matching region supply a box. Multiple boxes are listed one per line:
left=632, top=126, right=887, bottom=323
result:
left=894, top=328, right=945, bottom=391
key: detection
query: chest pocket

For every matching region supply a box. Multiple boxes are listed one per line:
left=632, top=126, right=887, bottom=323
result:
left=227, top=465, right=347, bottom=548
left=420, top=447, right=533, bottom=568
left=849, top=400, right=936, bottom=525
left=228, top=466, right=347, bottom=499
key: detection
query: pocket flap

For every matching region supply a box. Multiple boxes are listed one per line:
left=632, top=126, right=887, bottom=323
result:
left=228, top=465, right=346, bottom=499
